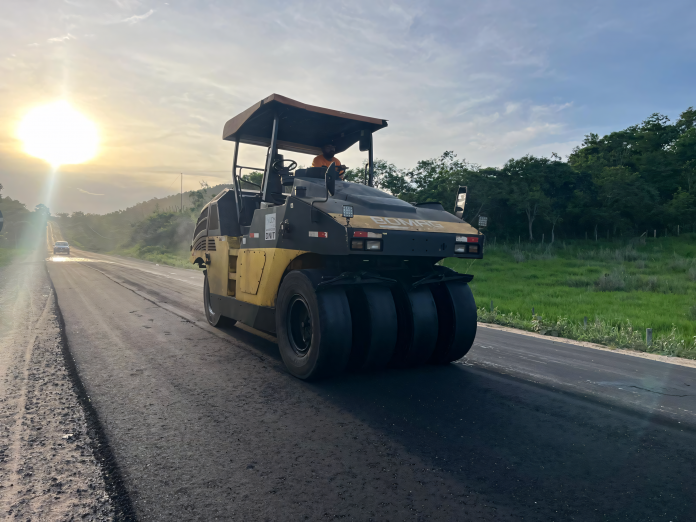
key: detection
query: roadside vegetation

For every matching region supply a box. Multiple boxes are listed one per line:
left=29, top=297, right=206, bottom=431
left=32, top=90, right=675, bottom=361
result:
left=0, top=247, right=29, bottom=267
left=344, top=107, right=696, bottom=243
left=445, top=236, right=696, bottom=359
left=52, top=182, right=232, bottom=268
left=0, top=183, right=49, bottom=263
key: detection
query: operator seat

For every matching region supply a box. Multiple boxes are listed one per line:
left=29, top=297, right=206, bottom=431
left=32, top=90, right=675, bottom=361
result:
left=296, top=167, right=327, bottom=179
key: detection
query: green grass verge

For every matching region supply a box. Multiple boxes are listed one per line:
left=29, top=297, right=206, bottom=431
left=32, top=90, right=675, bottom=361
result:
left=0, top=247, right=32, bottom=267
left=444, top=234, right=696, bottom=359
left=114, top=246, right=200, bottom=270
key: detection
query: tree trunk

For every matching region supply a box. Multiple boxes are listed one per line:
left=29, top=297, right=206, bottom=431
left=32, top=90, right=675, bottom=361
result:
left=525, top=203, right=537, bottom=241
left=551, top=221, right=556, bottom=244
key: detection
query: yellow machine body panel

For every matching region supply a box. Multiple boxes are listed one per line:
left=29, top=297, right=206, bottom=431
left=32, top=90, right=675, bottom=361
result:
left=238, top=250, right=266, bottom=295
left=194, top=234, right=310, bottom=308
left=235, top=247, right=309, bottom=307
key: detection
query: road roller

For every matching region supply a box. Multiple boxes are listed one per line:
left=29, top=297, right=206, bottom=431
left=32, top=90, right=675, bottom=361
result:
left=190, top=94, right=483, bottom=380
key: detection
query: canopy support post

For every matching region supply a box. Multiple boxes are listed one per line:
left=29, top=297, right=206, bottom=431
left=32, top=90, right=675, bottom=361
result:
left=367, top=134, right=374, bottom=187
left=261, top=113, right=279, bottom=202
left=231, top=137, right=242, bottom=229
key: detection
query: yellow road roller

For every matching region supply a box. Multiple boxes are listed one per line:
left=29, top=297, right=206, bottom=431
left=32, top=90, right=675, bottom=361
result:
left=191, top=94, right=483, bottom=380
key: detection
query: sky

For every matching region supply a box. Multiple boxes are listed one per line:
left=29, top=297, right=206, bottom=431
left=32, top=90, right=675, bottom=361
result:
left=1, top=0, right=694, bottom=214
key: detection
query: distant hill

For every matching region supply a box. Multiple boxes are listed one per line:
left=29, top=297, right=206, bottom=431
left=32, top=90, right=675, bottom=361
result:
left=54, top=183, right=233, bottom=253
left=59, top=183, right=233, bottom=222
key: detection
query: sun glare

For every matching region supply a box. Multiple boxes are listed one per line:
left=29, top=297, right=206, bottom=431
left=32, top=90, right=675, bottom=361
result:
left=18, top=101, right=99, bottom=167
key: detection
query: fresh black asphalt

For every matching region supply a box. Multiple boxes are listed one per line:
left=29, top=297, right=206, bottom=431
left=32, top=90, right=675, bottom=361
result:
left=46, top=249, right=696, bottom=521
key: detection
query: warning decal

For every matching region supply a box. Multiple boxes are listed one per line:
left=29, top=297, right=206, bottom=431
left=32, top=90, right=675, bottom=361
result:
left=265, top=213, right=276, bottom=241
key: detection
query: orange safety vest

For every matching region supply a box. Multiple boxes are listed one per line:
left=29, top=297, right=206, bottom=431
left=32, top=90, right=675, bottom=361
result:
left=311, top=155, right=342, bottom=168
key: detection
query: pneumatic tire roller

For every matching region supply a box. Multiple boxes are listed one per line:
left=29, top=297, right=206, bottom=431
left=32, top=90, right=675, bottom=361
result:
left=191, top=94, right=483, bottom=380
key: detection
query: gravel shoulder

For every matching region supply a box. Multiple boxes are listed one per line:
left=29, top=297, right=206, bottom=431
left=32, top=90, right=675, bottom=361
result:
left=0, top=251, right=114, bottom=521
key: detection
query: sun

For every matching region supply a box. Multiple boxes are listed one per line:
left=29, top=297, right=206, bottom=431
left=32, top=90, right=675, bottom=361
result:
left=18, top=101, right=99, bottom=167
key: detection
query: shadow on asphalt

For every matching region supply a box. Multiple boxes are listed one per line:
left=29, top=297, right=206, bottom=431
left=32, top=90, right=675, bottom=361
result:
left=318, top=365, right=696, bottom=521
left=219, top=323, right=695, bottom=521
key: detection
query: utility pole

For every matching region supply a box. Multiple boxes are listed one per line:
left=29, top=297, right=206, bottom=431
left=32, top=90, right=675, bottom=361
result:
left=180, top=173, right=183, bottom=212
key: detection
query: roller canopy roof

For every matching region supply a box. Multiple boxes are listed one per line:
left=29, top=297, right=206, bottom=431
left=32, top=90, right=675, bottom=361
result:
left=222, top=94, right=388, bottom=155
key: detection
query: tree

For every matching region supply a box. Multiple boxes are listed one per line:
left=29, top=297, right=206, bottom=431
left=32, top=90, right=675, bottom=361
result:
left=241, top=172, right=263, bottom=189
left=344, top=159, right=409, bottom=195
left=35, top=203, right=50, bottom=218
left=500, top=156, right=551, bottom=241
left=400, top=152, right=476, bottom=213
left=189, top=180, right=211, bottom=212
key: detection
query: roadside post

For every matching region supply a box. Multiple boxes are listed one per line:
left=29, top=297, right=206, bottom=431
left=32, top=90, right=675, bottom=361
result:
left=646, top=328, right=653, bottom=347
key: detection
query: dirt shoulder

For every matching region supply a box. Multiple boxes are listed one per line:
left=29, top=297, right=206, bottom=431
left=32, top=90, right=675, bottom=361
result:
left=0, top=252, right=114, bottom=521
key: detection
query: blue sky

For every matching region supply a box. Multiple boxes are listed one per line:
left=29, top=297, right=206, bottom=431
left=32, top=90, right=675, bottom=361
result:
left=1, top=0, right=694, bottom=213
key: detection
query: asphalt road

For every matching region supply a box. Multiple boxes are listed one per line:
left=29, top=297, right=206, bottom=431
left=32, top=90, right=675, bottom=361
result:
left=45, top=240, right=696, bottom=520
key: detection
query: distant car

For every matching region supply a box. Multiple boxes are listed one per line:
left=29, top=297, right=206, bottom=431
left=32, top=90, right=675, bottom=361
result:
left=53, top=241, right=70, bottom=255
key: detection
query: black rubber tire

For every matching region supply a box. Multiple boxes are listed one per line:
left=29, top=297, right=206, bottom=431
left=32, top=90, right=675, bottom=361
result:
left=203, top=272, right=237, bottom=327
left=276, top=271, right=352, bottom=380
left=430, top=281, right=478, bottom=364
left=345, top=285, right=397, bottom=371
left=389, top=283, right=439, bottom=367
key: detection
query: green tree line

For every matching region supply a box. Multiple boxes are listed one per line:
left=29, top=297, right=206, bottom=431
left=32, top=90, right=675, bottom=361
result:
left=346, top=107, right=696, bottom=241
left=0, top=183, right=50, bottom=249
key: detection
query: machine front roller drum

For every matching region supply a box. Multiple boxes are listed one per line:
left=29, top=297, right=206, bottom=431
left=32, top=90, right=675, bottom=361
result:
left=276, top=270, right=352, bottom=380
left=430, top=281, right=478, bottom=364
left=204, top=272, right=237, bottom=328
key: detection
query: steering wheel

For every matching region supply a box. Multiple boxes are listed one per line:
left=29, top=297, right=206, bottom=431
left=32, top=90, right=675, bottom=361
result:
left=272, top=159, right=297, bottom=171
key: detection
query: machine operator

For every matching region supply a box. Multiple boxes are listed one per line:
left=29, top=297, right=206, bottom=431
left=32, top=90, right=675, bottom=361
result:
left=311, top=143, right=346, bottom=180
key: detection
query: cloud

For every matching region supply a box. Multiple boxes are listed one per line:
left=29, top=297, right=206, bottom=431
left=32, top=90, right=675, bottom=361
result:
left=121, top=9, right=154, bottom=25
left=112, top=0, right=143, bottom=8
left=27, top=42, right=39, bottom=47
left=47, top=33, right=76, bottom=43
left=3, top=0, right=694, bottom=215
left=77, top=188, right=105, bottom=196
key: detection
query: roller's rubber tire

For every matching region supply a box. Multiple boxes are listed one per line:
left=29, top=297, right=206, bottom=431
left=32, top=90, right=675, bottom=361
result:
left=430, top=281, right=478, bottom=364
left=389, top=283, right=439, bottom=367
left=345, top=285, right=397, bottom=371
left=276, top=271, right=352, bottom=380
left=204, top=272, right=237, bottom=327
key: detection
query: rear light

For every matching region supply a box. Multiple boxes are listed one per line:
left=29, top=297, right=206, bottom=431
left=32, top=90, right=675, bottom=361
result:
left=468, top=245, right=479, bottom=253
left=366, top=240, right=382, bottom=251
left=353, top=231, right=382, bottom=239
left=351, top=239, right=365, bottom=250
left=456, top=235, right=479, bottom=243
left=454, top=244, right=466, bottom=254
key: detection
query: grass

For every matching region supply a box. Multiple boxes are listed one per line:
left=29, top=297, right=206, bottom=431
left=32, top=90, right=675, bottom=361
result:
left=444, top=234, right=696, bottom=359
left=115, top=246, right=199, bottom=270
left=0, top=247, right=31, bottom=267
